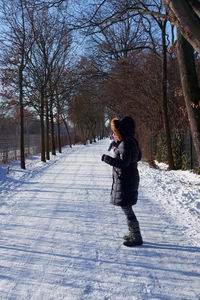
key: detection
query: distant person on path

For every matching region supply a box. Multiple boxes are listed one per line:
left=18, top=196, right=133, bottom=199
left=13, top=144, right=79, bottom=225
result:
left=101, top=116, right=143, bottom=247
left=108, top=133, right=118, bottom=152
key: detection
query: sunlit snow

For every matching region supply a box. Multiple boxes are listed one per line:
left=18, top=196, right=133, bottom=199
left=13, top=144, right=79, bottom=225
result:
left=0, top=139, right=199, bottom=299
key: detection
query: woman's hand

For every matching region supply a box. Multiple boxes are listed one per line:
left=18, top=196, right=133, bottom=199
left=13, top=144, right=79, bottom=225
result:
left=100, top=154, right=105, bottom=160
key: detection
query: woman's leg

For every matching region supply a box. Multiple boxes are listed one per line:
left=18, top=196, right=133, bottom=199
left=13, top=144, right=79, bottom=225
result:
left=121, top=206, right=143, bottom=246
left=121, top=205, right=137, bottom=222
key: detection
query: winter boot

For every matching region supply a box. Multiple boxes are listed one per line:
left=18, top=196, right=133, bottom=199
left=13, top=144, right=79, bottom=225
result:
left=123, top=220, right=139, bottom=241
left=123, top=219, right=137, bottom=241
left=123, top=220, right=143, bottom=247
left=123, top=222, right=137, bottom=241
left=123, top=233, right=131, bottom=241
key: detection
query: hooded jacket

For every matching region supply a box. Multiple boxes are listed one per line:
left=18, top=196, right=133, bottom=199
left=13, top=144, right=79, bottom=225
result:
left=102, top=117, right=142, bottom=206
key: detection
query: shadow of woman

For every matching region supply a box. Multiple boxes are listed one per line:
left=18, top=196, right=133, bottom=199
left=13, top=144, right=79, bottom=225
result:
left=143, top=241, right=200, bottom=253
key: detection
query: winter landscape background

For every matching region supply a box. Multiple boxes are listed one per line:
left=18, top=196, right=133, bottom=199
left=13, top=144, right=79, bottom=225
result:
left=0, top=139, right=199, bottom=300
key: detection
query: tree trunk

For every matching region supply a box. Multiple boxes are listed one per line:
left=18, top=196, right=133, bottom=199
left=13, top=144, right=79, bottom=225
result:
left=56, top=102, right=62, bottom=153
left=40, top=87, right=46, bottom=162
left=163, top=0, right=200, bottom=54
left=177, top=31, right=200, bottom=168
left=45, top=93, right=50, bottom=160
left=62, top=117, right=72, bottom=147
left=57, top=117, right=62, bottom=153
left=50, top=98, right=56, bottom=155
left=161, top=20, right=175, bottom=170
left=19, top=67, right=25, bottom=169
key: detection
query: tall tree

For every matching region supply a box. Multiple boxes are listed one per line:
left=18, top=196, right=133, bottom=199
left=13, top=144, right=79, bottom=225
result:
left=161, top=18, right=175, bottom=169
left=177, top=31, right=200, bottom=167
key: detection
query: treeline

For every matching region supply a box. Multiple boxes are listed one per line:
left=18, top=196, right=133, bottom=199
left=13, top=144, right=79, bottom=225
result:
left=73, top=0, right=200, bottom=171
left=0, top=0, right=199, bottom=171
left=0, top=0, right=106, bottom=169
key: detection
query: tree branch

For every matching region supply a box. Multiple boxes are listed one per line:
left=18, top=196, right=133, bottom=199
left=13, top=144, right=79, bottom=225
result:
left=163, top=0, right=200, bottom=53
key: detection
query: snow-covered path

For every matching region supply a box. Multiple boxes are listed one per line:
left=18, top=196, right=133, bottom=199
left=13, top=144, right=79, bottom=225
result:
left=0, top=139, right=200, bottom=300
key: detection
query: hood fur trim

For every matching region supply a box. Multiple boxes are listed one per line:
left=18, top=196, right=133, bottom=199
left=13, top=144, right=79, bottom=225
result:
left=110, top=118, right=123, bottom=141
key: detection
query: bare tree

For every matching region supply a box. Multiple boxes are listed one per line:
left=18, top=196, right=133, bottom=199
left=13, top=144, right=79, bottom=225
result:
left=177, top=31, right=200, bottom=167
left=90, top=12, right=149, bottom=62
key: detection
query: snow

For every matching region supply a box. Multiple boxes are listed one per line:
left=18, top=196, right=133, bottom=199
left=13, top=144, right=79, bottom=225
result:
left=0, top=139, right=200, bottom=300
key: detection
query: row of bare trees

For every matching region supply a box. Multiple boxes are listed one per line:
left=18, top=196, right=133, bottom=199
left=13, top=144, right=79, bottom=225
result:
left=0, top=0, right=72, bottom=167
left=0, top=0, right=199, bottom=170
left=67, top=0, right=200, bottom=170
left=0, top=0, right=107, bottom=168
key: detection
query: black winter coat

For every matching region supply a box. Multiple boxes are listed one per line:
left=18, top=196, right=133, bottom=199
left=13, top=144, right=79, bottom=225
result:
left=102, top=137, right=141, bottom=207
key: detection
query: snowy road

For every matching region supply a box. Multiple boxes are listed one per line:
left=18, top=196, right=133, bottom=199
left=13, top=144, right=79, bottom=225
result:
left=0, top=139, right=200, bottom=300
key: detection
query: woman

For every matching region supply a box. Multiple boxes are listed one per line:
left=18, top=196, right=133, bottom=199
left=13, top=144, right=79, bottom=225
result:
left=101, top=116, right=143, bottom=247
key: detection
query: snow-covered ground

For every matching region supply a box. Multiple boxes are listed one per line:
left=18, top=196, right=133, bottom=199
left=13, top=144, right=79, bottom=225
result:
left=0, top=139, right=199, bottom=300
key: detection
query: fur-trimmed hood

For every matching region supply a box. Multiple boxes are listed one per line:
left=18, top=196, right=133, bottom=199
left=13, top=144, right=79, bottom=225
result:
left=110, top=117, right=136, bottom=141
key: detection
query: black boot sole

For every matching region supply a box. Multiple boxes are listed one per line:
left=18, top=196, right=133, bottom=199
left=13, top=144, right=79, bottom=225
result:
left=123, top=240, right=143, bottom=247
